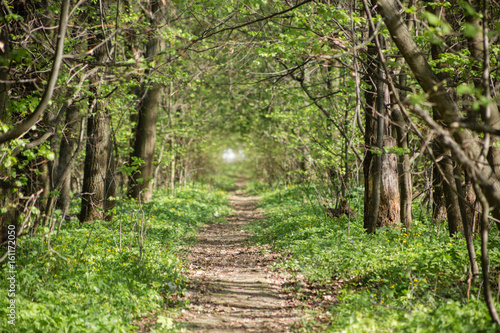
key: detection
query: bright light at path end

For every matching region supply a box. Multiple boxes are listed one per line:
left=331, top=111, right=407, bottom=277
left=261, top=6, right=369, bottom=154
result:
left=222, top=149, right=237, bottom=163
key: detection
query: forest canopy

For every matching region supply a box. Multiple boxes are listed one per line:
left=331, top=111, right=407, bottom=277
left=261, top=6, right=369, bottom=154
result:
left=1, top=0, right=500, bottom=330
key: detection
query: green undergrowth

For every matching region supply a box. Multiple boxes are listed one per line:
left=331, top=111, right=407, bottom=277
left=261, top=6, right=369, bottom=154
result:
left=0, top=185, right=231, bottom=333
left=249, top=183, right=500, bottom=332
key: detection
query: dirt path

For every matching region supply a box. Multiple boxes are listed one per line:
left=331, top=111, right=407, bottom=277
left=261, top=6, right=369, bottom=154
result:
left=177, top=185, right=302, bottom=332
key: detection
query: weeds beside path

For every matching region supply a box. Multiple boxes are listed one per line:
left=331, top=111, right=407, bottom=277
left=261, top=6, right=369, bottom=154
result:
left=177, top=181, right=302, bottom=332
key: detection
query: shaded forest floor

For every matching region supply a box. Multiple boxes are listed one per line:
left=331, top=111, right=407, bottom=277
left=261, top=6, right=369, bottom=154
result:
left=176, top=181, right=303, bottom=332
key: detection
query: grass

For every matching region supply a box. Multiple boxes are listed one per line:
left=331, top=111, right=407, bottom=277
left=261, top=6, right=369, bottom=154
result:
left=0, top=185, right=231, bottom=332
left=248, top=182, right=500, bottom=332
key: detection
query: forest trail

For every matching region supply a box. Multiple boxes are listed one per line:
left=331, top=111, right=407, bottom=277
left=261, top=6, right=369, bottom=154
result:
left=177, top=181, right=302, bottom=332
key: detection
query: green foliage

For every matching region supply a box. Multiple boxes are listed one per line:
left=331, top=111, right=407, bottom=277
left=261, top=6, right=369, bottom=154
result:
left=3, top=0, right=500, bottom=329
left=0, top=185, right=231, bottom=332
left=250, top=183, right=500, bottom=332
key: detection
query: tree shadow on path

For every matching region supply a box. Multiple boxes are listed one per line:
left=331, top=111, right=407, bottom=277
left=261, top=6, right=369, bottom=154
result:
left=177, top=180, right=302, bottom=332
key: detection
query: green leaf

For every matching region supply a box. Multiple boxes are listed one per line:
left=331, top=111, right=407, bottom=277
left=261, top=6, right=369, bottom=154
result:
left=464, top=23, right=479, bottom=38
left=457, top=83, right=474, bottom=96
left=408, top=92, right=427, bottom=105
left=424, top=12, right=440, bottom=26
left=2, top=156, right=17, bottom=168
left=404, top=6, right=417, bottom=14
left=156, top=315, right=174, bottom=329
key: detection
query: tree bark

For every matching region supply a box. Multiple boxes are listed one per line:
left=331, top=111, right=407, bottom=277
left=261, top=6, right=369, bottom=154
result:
left=380, top=136, right=400, bottom=227
left=475, top=181, right=500, bottom=324
left=128, top=0, right=165, bottom=202
left=423, top=2, right=467, bottom=237
left=79, top=0, right=115, bottom=222
left=465, top=0, right=500, bottom=178
left=392, top=106, right=412, bottom=228
left=362, top=23, right=400, bottom=232
left=441, top=154, right=461, bottom=236
left=55, top=103, right=80, bottom=213
left=454, top=165, right=479, bottom=276
left=363, top=23, right=381, bottom=234
left=375, top=0, right=500, bottom=222
left=80, top=111, right=112, bottom=222
left=128, top=83, right=161, bottom=202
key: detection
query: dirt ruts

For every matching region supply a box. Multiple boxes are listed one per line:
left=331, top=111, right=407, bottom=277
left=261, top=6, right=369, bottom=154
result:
left=177, top=184, right=301, bottom=332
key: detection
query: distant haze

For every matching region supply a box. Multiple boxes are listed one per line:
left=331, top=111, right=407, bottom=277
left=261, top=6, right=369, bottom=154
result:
left=222, top=148, right=244, bottom=163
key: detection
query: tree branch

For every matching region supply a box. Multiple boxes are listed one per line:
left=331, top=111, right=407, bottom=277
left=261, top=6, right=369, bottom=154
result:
left=0, top=0, right=70, bottom=144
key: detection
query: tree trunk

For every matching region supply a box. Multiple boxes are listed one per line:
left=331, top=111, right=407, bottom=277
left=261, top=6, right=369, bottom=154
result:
left=375, top=0, right=500, bottom=222
left=79, top=0, right=115, bottom=222
left=392, top=106, right=412, bottom=228
left=128, top=0, right=165, bottom=202
left=363, top=27, right=400, bottom=232
left=379, top=136, right=400, bottom=227
left=466, top=0, right=500, bottom=178
left=363, top=24, right=381, bottom=234
left=475, top=182, right=500, bottom=324
left=80, top=111, right=112, bottom=222
left=128, top=83, right=161, bottom=202
left=422, top=0, right=465, bottom=236
left=56, top=103, right=80, bottom=213
left=432, top=158, right=447, bottom=224
left=454, top=165, right=479, bottom=276
left=441, top=154, right=461, bottom=236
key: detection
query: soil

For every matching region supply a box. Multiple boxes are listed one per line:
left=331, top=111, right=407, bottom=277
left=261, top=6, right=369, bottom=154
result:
left=176, top=183, right=303, bottom=332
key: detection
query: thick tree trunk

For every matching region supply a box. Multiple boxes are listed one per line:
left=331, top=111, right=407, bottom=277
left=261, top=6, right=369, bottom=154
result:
left=128, top=83, right=161, bottom=202
left=422, top=0, right=465, bottom=236
left=80, top=111, right=112, bottom=222
left=363, top=28, right=400, bottom=232
left=79, top=0, right=115, bottom=222
left=128, top=0, right=165, bottom=202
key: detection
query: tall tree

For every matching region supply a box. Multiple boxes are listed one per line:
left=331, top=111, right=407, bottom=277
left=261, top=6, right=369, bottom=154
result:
left=128, top=0, right=166, bottom=202
left=375, top=0, right=499, bottom=322
left=79, top=1, right=115, bottom=222
left=362, top=6, right=400, bottom=233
